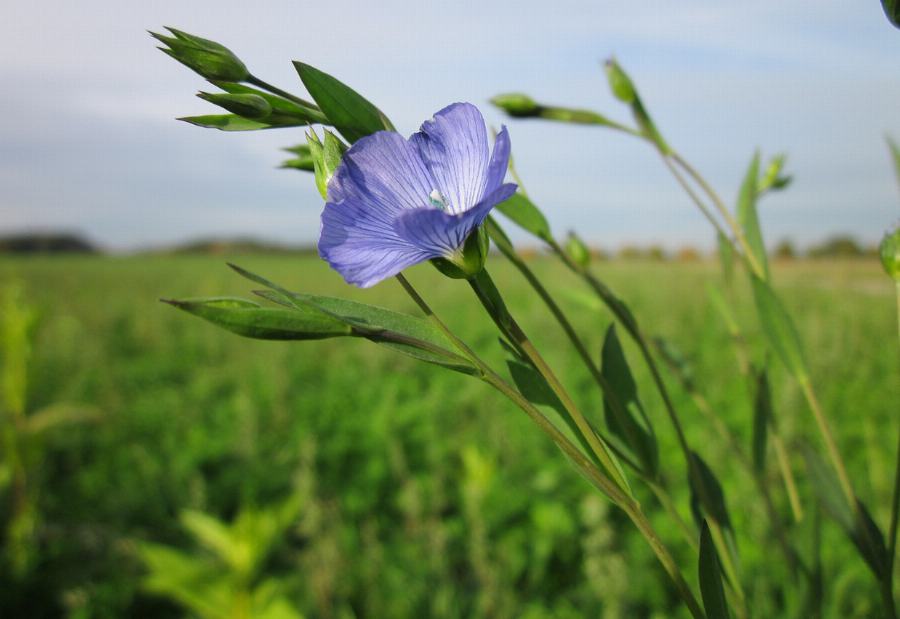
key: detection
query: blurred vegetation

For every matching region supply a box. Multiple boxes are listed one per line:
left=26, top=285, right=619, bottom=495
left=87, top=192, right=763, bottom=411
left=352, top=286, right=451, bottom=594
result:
left=0, top=254, right=897, bottom=618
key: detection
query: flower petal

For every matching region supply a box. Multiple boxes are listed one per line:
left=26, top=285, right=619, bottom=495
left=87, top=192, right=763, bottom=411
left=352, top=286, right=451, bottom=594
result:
left=484, top=125, right=511, bottom=197
left=410, top=103, right=489, bottom=215
left=328, top=130, right=435, bottom=215
left=319, top=195, right=431, bottom=288
left=394, top=183, right=518, bottom=257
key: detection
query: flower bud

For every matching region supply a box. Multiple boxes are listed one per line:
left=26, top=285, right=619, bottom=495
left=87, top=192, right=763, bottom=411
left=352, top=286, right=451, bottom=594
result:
left=566, top=231, right=591, bottom=267
left=881, top=227, right=900, bottom=280
left=490, top=93, right=540, bottom=118
left=604, top=58, right=636, bottom=104
left=431, top=226, right=489, bottom=280
left=151, top=27, right=248, bottom=82
left=197, top=92, right=271, bottom=119
left=757, top=154, right=792, bottom=193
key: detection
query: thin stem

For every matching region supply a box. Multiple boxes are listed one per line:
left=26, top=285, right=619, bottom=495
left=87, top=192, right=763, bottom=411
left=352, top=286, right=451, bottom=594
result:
left=771, top=433, right=804, bottom=523
left=659, top=155, right=729, bottom=241
left=489, top=222, right=701, bottom=553
left=798, top=378, right=854, bottom=506
left=246, top=74, right=318, bottom=109
left=468, top=269, right=631, bottom=494
left=669, top=152, right=767, bottom=279
left=546, top=239, right=748, bottom=612
left=394, top=274, right=705, bottom=619
left=889, top=281, right=900, bottom=577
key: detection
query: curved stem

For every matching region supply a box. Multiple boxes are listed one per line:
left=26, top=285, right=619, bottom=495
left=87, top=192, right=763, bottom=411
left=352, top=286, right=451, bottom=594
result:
left=889, top=281, right=900, bottom=582
left=468, top=269, right=631, bottom=494
left=246, top=74, right=318, bottom=109
left=669, top=151, right=766, bottom=279
left=393, top=273, right=705, bottom=619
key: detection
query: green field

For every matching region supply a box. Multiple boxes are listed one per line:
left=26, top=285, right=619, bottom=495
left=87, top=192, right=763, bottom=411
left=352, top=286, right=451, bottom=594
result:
left=1, top=254, right=898, bottom=618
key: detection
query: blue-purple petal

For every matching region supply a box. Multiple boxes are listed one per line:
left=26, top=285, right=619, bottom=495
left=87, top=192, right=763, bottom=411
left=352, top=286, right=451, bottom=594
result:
left=318, top=196, right=431, bottom=288
left=410, top=103, right=489, bottom=215
left=484, top=125, right=511, bottom=197
left=394, top=183, right=517, bottom=257
left=328, top=131, right=434, bottom=214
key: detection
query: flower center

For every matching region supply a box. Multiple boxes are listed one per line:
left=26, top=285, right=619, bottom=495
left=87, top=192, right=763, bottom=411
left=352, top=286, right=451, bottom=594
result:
left=429, top=189, right=448, bottom=210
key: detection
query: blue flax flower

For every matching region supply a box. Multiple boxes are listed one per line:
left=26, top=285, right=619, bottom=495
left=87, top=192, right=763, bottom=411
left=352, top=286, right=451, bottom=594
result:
left=318, top=102, right=516, bottom=287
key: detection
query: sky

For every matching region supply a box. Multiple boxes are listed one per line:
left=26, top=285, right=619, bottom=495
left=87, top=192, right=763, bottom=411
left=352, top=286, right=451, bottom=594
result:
left=1, top=1, right=899, bottom=251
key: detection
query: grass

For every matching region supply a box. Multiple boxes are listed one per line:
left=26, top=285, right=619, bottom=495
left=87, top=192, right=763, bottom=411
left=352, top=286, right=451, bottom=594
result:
left=0, top=253, right=897, bottom=618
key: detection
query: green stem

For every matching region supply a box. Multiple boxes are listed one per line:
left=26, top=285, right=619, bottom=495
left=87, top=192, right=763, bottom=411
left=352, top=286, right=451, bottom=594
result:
left=668, top=151, right=767, bottom=280
left=889, top=281, right=900, bottom=581
left=246, top=74, right=318, bottom=109
left=488, top=219, right=700, bottom=552
left=546, top=239, right=748, bottom=613
left=468, top=269, right=631, bottom=495
left=393, top=274, right=705, bottom=619
left=798, top=378, right=854, bottom=507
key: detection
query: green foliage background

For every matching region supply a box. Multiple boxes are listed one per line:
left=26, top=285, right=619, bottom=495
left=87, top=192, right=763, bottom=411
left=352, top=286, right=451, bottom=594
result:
left=1, top=254, right=897, bottom=618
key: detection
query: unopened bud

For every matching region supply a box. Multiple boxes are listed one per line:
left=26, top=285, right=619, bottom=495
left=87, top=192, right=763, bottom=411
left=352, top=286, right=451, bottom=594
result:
left=490, top=93, right=540, bottom=117
left=881, top=227, right=900, bottom=280
left=151, top=27, right=248, bottom=82
left=197, top=92, right=271, bottom=119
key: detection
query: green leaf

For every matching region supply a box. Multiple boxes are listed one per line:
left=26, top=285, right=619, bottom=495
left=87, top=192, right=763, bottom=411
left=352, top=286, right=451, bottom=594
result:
left=883, top=0, right=900, bottom=28
left=279, top=156, right=314, bottom=172
left=689, top=452, right=732, bottom=530
left=801, top=442, right=854, bottom=532
left=699, top=520, right=732, bottom=619
left=495, top=193, right=553, bottom=242
left=226, top=264, right=477, bottom=375
left=294, top=62, right=394, bottom=143
left=751, top=369, right=773, bottom=475
left=601, top=325, right=658, bottom=477
left=161, top=296, right=351, bottom=340
left=750, top=275, right=808, bottom=381
left=178, top=114, right=296, bottom=131
left=737, top=152, right=770, bottom=281
left=706, top=284, right=741, bottom=340
left=800, top=443, right=889, bottom=579
left=853, top=500, right=890, bottom=580
left=507, top=359, right=566, bottom=418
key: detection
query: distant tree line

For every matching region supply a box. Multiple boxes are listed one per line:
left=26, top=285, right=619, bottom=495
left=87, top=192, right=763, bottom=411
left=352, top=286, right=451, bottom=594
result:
left=0, top=232, right=881, bottom=260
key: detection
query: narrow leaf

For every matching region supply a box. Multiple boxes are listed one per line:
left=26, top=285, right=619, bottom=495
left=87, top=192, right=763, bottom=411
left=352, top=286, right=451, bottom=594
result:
left=737, top=152, right=770, bottom=281
left=294, top=62, right=394, bottom=143
left=161, top=296, right=351, bottom=340
left=496, top=192, right=553, bottom=242
left=699, top=520, right=731, bottom=619
left=178, top=114, right=296, bottom=131
left=601, top=325, right=659, bottom=477
left=751, top=369, right=773, bottom=475
left=750, top=276, right=808, bottom=381
left=689, top=452, right=732, bottom=530
left=801, top=443, right=889, bottom=578
left=226, top=264, right=477, bottom=374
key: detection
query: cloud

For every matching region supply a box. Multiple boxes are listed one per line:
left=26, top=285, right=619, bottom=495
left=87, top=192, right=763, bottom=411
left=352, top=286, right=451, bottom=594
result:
left=2, top=1, right=899, bottom=250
